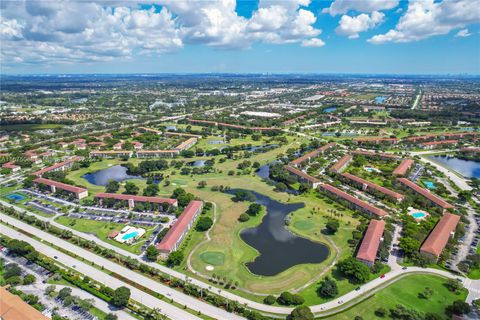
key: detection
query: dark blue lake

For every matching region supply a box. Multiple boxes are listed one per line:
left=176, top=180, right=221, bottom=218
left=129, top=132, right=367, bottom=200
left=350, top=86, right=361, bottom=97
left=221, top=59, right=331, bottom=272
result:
left=228, top=189, right=329, bottom=276
left=428, top=156, right=480, bottom=178
left=82, top=165, right=144, bottom=186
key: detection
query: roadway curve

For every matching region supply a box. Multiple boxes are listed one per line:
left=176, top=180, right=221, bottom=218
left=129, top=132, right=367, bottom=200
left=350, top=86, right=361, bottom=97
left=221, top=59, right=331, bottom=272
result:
left=2, top=210, right=479, bottom=317
left=0, top=215, right=243, bottom=320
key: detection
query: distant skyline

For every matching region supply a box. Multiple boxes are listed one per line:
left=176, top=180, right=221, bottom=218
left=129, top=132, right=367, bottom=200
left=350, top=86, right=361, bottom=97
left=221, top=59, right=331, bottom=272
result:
left=1, top=0, right=479, bottom=75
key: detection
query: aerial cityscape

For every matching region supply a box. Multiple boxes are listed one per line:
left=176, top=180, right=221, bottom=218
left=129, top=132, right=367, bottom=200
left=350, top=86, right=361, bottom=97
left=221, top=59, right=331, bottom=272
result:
left=1, top=1, right=480, bottom=320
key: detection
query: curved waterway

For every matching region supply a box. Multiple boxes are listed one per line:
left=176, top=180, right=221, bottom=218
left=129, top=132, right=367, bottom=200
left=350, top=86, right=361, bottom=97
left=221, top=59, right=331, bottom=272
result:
left=229, top=189, right=329, bottom=276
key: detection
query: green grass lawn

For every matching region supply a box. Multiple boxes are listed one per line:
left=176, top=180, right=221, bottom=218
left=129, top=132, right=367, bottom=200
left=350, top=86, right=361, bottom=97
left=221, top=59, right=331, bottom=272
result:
left=468, top=268, right=480, bottom=280
left=325, top=274, right=468, bottom=320
left=1, top=123, right=64, bottom=131
left=55, top=215, right=156, bottom=254
left=62, top=133, right=365, bottom=300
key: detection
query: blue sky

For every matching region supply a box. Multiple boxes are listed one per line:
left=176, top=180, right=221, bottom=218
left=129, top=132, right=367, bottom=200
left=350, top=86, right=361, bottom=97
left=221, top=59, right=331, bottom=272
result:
left=1, top=0, right=479, bottom=74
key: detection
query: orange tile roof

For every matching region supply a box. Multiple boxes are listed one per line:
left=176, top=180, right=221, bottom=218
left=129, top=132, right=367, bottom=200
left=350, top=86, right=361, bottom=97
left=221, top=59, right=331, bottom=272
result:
left=285, top=165, right=320, bottom=183
left=341, top=173, right=404, bottom=200
left=34, top=177, right=87, bottom=194
left=32, top=156, right=82, bottom=176
left=397, top=178, right=453, bottom=209
left=420, top=213, right=460, bottom=257
left=320, top=184, right=387, bottom=217
left=357, top=220, right=385, bottom=263
left=329, top=154, right=353, bottom=173
left=156, top=201, right=203, bottom=252
left=0, top=286, right=49, bottom=320
left=95, top=193, right=178, bottom=205
left=289, top=143, right=336, bottom=166
left=393, top=159, right=414, bottom=176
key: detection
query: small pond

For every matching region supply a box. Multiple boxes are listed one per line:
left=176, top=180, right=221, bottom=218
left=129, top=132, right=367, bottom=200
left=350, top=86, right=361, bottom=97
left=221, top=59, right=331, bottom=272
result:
left=428, top=155, right=480, bottom=179
left=323, top=107, right=337, bottom=113
left=375, top=96, right=387, bottom=104
left=208, top=140, right=225, bottom=144
left=188, top=160, right=206, bottom=167
left=165, top=125, right=177, bottom=131
left=82, top=165, right=146, bottom=186
left=228, top=189, right=329, bottom=276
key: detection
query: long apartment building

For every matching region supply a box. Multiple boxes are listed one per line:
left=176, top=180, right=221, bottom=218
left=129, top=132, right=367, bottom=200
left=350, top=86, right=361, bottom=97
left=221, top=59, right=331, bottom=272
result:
left=156, top=200, right=203, bottom=257
left=289, top=142, right=336, bottom=167
left=284, top=165, right=321, bottom=188
left=397, top=178, right=454, bottom=211
left=420, top=213, right=460, bottom=260
left=351, top=150, right=400, bottom=160
left=329, top=154, right=353, bottom=173
left=393, top=159, right=414, bottom=176
left=34, top=177, right=88, bottom=199
left=354, top=137, right=399, bottom=145
left=421, top=140, right=458, bottom=149
left=95, top=193, right=178, bottom=210
left=165, top=132, right=202, bottom=139
left=341, top=173, right=404, bottom=202
left=174, top=137, right=198, bottom=151
left=136, top=150, right=179, bottom=158
left=32, top=156, right=83, bottom=177
left=320, top=184, right=387, bottom=218
left=90, top=150, right=133, bottom=158
left=356, top=219, right=386, bottom=266
left=138, top=126, right=162, bottom=135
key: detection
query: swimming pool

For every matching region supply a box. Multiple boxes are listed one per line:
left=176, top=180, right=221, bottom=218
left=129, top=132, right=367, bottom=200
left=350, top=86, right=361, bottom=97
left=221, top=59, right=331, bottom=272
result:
left=411, top=212, right=426, bottom=219
left=122, top=231, right=139, bottom=241
left=6, top=193, right=26, bottom=201
left=423, top=181, right=436, bottom=189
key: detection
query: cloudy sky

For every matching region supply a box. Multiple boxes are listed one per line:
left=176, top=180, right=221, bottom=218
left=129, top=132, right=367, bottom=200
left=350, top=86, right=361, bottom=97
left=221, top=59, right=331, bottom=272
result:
left=1, top=0, right=479, bottom=74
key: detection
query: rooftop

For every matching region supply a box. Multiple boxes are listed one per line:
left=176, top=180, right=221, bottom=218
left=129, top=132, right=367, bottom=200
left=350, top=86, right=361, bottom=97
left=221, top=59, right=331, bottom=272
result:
left=342, top=172, right=404, bottom=200
left=289, top=142, right=336, bottom=166
left=420, top=213, right=460, bottom=257
left=357, top=219, right=385, bottom=263
left=34, top=177, right=87, bottom=194
left=95, top=193, right=178, bottom=205
left=156, top=200, right=203, bottom=252
left=393, top=159, right=414, bottom=176
left=32, top=156, right=82, bottom=176
left=397, top=178, right=453, bottom=209
left=320, top=184, right=387, bottom=217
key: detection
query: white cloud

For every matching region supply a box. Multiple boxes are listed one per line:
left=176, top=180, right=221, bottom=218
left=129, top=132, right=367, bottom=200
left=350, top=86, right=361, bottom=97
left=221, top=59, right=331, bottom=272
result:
left=336, top=11, right=385, bottom=39
left=301, top=38, right=325, bottom=47
left=1, top=0, right=324, bottom=65
left=455, top=28, right=472, bottom=37
left=323, top=0, right=399, bottom=15
left=369, top=0, right=480, bottom=44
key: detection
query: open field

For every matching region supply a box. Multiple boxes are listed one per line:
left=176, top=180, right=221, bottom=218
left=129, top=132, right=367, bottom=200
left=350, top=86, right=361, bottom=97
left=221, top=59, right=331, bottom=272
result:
left=1, top=123, right=64, bottom=131
left=324, top=274, right=468, bottom=320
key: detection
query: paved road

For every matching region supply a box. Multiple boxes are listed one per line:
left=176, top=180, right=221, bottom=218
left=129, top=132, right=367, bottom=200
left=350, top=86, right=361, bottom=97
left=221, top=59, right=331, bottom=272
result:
left=419, top=155, right=472, bottom=191
left=2, top=210, right=479, bottom=316
left=0, top=218, right=241, bottom=320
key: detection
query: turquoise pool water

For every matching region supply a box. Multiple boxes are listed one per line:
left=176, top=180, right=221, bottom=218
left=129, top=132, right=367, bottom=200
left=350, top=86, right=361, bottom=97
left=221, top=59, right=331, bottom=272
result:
left=366, top=167, right=374, bottom=172
left=412, top=212, right=426, bottom=219
left=6, top=193, right=26, bottom=201
left=122, top=231, right=139, bottom=240
left=423, top=181, right=436, bottom=189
